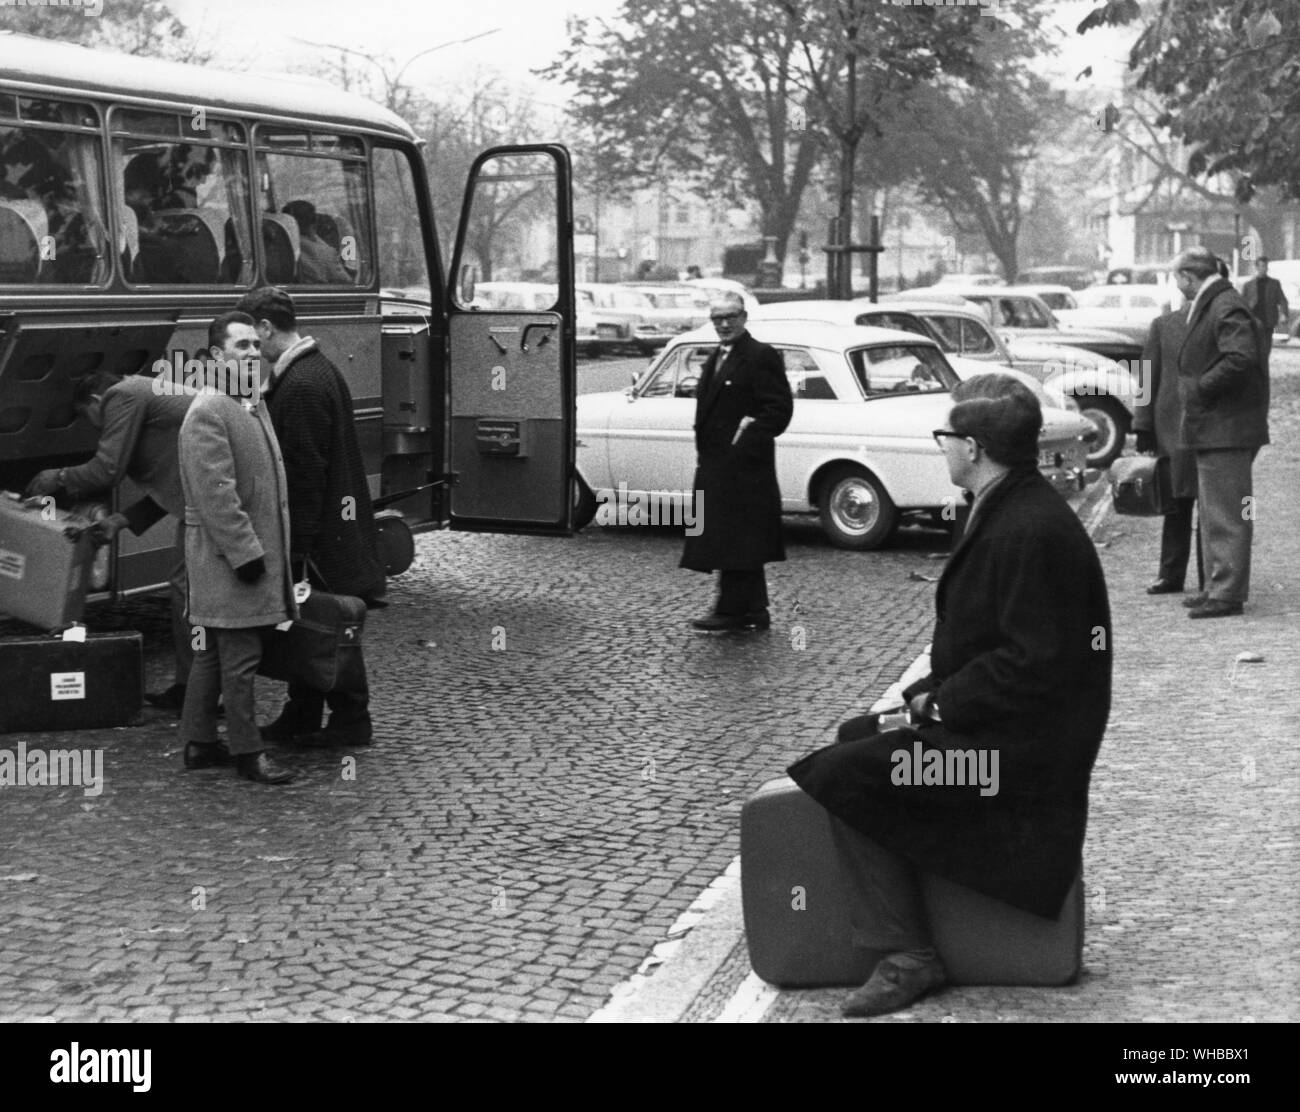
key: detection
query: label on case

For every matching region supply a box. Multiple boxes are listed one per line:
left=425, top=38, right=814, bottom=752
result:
left=0, top=547, right=25, bottom=580
left=50, top=672, right=86, bottom=701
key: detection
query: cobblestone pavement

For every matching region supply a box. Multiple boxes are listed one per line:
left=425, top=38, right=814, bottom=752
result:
left=0, top=488, right=941, bottom=1021
left=3, top=357, right=1294, bottom=1025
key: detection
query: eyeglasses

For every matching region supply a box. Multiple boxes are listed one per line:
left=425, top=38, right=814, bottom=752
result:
left=710, top=313, right=743, bottom=324
left=932, top=429, right=977, bottom=448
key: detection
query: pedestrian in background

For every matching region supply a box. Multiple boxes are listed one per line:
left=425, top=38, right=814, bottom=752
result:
left=1133, top=307, right=1202, bottom=597
left=681, top=292, right=793, bottom=633
left=1241, top=256, right=1289, bottom=366
left=26, top=368, right=196, bottom=711
left=178, top=311, right=296, bottom=785
left=1171, top=247, right=1269, bottom=619
left=237, top=286, right=383, bottom=747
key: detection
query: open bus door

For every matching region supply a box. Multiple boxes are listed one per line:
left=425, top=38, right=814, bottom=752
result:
left=445, top=145, right=576, bottom=534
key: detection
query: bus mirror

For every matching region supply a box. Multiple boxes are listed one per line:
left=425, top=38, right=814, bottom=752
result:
left=459, top=264, right=477, bottom=305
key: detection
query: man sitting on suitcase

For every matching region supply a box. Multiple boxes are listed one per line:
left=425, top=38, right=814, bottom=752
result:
left=788, top=375, right=1112, bottom=1016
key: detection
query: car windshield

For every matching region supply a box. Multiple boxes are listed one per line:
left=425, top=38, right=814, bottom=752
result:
left=847, top=344, right=959, bottom=396
left=1039, top=292, right=1077, bottom=311
left=854, top=311, right=930, bottom=337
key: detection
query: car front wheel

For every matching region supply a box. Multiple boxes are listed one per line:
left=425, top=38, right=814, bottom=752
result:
left=817, top=466, right=897, bottom=550
left=1075, top=396, right=1129, bottom=468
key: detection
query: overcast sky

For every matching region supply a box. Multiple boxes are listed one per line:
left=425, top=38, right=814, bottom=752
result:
left=163, top=0, right=1139, bottom=105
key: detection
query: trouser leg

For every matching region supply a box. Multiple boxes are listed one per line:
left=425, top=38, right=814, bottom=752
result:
left=324, top=654, right=371, bottom=734
left=1197, top=448, right=1255, bottom=603
left=828, top=815, right=932, bottom=952
left=169, top=522, right=193, bottom=687
left=216, top=627, right=268, bottom=756
left=1158, top=495, right=1196, bottom=587
left=284, top=681, right=326, bottom=732
left=178, top=633, right=221, bottom=745
left=716, top=567, right=768, bottom=616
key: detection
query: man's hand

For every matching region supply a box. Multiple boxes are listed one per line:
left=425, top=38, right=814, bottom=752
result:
left=908, top=692, right=931, bottom=719
left=1135, top=430, right=1157, bottom=455
left=25, top=469, right=63, bottom=497
left=87, top=513, right=129, bottom=547
left=235, top=556, right=267, bottom=584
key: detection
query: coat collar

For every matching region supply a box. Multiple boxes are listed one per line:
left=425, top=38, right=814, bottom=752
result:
left=943, top=461, right=1040, bottom=573
left=1185, top=276, right=1231, bottom=331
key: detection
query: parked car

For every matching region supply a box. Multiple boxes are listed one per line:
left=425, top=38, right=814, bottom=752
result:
left=577, top=283, right=687, bottom=354
left=936, top=273, right=1003, bottom=286
left=473, top=281, right=601, bottom=355
left=684, top=276, right=761, bottom=315
left=905, top=285, right=1143, bottom=365
left=576, top=322, right=1097, bottom=550
left=1053, top=284, right=1175, bottom=346
left=755, top=297, right=1133, bottom=466
left=622, top=283, right=712, bottom=330
left=1016, top=284, right=1079, bottom=312
left=1019, top=265, right=1098, bottom=291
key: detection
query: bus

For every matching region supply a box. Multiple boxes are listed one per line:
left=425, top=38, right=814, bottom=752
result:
left=0, top=31, right=578, bottom=601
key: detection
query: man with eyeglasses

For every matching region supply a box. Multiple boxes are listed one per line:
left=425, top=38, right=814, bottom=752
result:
left=680, top=292, right=793, bottom=632
left=789, top=375, right=1112, bottom=1016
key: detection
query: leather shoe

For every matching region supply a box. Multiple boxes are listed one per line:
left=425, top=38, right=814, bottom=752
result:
left=740, top=610, right=771, bottom=631
left=1182, top=592, right=1209, bottom=609
left=1145, top=580, right=1183, bottom=595
left=842, top=949, right=946, bottom=1017
left=1189, top=599, right=1244, bottom=619
left=236, top=751, right=296, bottom=784
left=691, top=612, right=745, bottom=632
left=183, top=740, right=233, bottom=769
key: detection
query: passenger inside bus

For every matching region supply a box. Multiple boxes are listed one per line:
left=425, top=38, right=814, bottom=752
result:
left=123, top=151, right=230, bottom=284
left=1, top=133, right=103, bottom=284
left=282, top=199, right=350, bottom=284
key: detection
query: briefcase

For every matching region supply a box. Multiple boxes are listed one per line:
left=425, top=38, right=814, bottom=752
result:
left=0, top=632, right=143, bottom=733
left=258, top=589, right=366, bottom=693
left=1109, top=455, right=1173, bottom=516
left=0, top=493, right=95, bottom=630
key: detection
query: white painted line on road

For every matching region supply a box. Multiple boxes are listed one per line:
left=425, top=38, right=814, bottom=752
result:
left=712, top=971, right=779, bottom=1024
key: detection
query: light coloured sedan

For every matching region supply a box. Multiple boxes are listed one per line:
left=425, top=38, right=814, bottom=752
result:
left=1053, top=284, right=1175, bottom=345
left=576, top=322, right=1097, bottom=550
left=754, top=298, right=1134, bottom=467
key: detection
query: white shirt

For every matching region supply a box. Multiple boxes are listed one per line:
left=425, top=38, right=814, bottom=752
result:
left=1186, top=273, right=1219, bottom=324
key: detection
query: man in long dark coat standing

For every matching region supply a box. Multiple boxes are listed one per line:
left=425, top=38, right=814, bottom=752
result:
left=681, top=293, right=792, bottom=632
left=238, top=286, right=384, bottom=746
left=1133, top=307, right=1202, bottom=595
left=1241, top=256, right=1289, bottom=366
left=788, top=375, right=1111, bottom=1016
left=1170, top=248, right=1269, bottom=619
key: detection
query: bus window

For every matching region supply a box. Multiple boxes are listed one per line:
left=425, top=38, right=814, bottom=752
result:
left=0, top=97, right=109, bottom=286
left=453, top=151, right=559, bottom=298
left=373, top=145, right=431, bottom=297
left=111, top=109, right=253, bottom=285
left=255, top=129, right=371, bottom=287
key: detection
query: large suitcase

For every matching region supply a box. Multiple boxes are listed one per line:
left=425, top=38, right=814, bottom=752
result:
left=741, top=775, right=1084, bottom=988
left=0, top=493, right=95, bottom=630
left=0, top=632, right=143, bottom=733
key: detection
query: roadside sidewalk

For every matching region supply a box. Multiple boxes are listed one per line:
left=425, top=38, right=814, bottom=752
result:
left=594, top=363, right=1300, bottom=1023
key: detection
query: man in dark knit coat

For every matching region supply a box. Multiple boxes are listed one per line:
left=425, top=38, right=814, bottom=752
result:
left=237, top=286, right=384, bottom=747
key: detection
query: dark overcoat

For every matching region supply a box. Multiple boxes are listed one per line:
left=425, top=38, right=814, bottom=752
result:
left=1176, top=279, right=1269, bottom=451
left=788, top=463, right=1112, bottom=919
left=1132, top=310, right=1197, bottom=498
left=264, top=342, right=385, bottom=598
left=679, top=331, right=793, bottom=572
